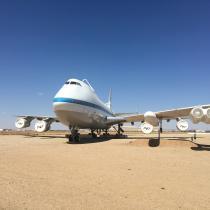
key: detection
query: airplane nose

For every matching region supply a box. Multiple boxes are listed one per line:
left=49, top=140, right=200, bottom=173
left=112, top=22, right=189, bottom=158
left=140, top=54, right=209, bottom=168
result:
left=52, top=100, right=69, bottom=126
left=53, top=99, right=65, bottom=111
left=53, top=102, right=61, bottom=111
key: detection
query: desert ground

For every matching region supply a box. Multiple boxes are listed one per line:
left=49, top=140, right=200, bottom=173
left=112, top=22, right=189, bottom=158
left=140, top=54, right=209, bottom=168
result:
left=1, top=130, right=210, bottom=210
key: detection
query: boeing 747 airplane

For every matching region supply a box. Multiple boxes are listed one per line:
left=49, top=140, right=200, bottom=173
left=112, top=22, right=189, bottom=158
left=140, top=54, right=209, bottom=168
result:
left=15, top=78, right=210, bottom=142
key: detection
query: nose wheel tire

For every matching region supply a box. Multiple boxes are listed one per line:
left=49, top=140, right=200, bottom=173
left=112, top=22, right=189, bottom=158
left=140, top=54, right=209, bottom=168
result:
left=68, top=134, right=80, bottom=143
left=74, top=134, right=80, bottom=142
left=68, top=128, right=80, bottom=143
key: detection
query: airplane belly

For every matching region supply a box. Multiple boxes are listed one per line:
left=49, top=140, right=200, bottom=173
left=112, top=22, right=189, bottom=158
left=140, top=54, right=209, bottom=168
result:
left=53, top=102, right=108, bottom=129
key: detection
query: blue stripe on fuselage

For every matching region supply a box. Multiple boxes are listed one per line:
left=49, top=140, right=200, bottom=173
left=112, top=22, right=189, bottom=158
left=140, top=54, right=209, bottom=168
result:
left=53, top=97, right=113, bottom=116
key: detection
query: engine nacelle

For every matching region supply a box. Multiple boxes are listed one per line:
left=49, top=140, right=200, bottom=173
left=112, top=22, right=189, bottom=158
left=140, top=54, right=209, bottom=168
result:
left=15, top=118, right=31, bottom=129
left=144, top=111, right=159, bottom=126
left=176, top=119, right=189, bottom=131
left=35, top=120, right=51, bottom=132
left=141, top=122, right=154, bottom=134
left=190, top=107, right=205, bottom=124
left=204, top=108, right=210, bottom=124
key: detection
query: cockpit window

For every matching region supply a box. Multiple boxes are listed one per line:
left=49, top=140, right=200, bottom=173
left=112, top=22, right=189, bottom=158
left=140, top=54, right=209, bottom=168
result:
left=65, top=81, right=81, bottom=86
left=70, top=81, right=81, bottom=86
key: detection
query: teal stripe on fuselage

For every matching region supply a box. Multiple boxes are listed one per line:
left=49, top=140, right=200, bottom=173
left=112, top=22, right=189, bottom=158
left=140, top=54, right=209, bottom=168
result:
left=53, top=97, right=113, bottom=116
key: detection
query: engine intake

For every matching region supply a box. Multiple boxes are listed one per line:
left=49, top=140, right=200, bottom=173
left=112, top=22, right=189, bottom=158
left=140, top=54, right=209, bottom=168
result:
left=176, top=119, right=189, bottom=131
left=35, top=120, right=51, bottom=132
left=15, top=118, right=31, bottom=129
left=204, top=108, right=210, bottom=124
left=141, top=122, right=154, bottom=134
left=190, top=107, right=205, bottom=124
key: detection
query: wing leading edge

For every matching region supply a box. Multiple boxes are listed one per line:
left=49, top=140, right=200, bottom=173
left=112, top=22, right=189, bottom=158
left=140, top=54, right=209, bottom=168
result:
left=16, top=115, right=59, bottom=122
left=112, top=104, right=210, bottom=123
left=15, top=115, right=59, bottom=132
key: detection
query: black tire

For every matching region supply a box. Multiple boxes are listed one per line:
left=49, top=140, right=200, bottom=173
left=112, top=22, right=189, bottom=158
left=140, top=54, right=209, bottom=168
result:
left=68, top=135, right=73, bottom=142
left=74, top=135, right=80, bottom=143
left=92, top=133, right=97, bottom=138
left=148, top=138, right=160, bottom=147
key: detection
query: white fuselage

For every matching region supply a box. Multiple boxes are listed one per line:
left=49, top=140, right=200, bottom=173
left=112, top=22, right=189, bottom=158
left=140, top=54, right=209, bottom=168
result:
left=53, top=79, right=113, bottom=129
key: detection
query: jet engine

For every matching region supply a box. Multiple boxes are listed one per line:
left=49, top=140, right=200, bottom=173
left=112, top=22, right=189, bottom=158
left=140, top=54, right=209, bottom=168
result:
left=15, top=118, right=31, bottom=129
left=190, top=107, right=205, bottom=124
left=176, top=119, right=189, bottom=131
left=34, top=120, right=51, bottom=132
left=141, top=122, right=154, bottom=134
left=144, top=111, right=159, bottom=126
left=204, top=108, right=210, bottom=124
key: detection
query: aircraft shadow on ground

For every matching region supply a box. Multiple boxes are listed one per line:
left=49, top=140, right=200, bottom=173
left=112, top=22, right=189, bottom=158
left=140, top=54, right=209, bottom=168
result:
left=23, top=135, right=66, bottom=139
left=66, top=136, right=114, bottom=144
left=127, top=136, right=202, bottom=140
left=23, top=134, right=113, bottom=144
left=22, top=134, right=210, bottom=149
left=147, top=138, right=210, bottom=149
left=191, top=145, right=210, bottom=151
left=128, top=136, right=202, bottom=147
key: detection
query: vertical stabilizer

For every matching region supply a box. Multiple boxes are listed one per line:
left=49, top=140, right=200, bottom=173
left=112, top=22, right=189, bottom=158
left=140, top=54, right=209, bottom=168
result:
left=106, top=88, right=112, bottom=110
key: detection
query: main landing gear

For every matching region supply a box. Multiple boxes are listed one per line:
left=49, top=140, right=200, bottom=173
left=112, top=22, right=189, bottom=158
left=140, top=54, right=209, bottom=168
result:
left=68, top=127, right=80, bottom=143
left=149, top=120, right=162, bottom=147
left=117, top=124, right=124, bottom=136
left=158, top=120, right=163, bottom=140
left=91, top=129, right=108, bottom=138
left=91, top=129, right=97, bottom=138
left=113, top=124, right=125, bottom=137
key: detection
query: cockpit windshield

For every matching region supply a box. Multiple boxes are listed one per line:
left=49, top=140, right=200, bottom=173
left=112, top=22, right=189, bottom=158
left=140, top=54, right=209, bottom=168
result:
left=65, top=81, right=81, bottom=86
left=70, top=81, right=81, bottom=86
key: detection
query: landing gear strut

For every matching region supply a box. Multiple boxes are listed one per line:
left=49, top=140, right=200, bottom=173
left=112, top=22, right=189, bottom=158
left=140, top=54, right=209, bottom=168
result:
left=103, top=129, right=109, bottom=136
left=158, top=120, right=163, bottom=140
left=149, top=120, right=162, bottom=147
left=113, top=124, right=124, bottom=137
left=118, top=124, right=124, bottom=136
left=69, top=127, right=80, bottom=143
left=91, top=129, right=97, bottom=138
left=191, top=130, right=197, bottom=141
left=90, top=129, right=110, bottom=139
left=158, top=120, right=163, bottom=139
left=160, top=120, right=163, bottom=134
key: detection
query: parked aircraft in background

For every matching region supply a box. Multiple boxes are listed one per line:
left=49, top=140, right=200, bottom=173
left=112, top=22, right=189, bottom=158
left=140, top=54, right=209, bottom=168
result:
left=15, top=78, right=210, bottom=142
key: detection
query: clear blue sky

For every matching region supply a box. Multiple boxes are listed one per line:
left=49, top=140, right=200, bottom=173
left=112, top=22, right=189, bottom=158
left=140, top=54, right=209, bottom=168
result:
left=0, top=0, right=210, bottom=129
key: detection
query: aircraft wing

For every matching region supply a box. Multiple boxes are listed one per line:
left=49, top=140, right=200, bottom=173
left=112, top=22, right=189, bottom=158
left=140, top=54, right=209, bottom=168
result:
left=15, top=115, right=59, bottom=132
left=114, top=112, right=138, bottom=117
left=16, top=115, right=59, bottom=122
left=115, top=104, right=210, bottom=122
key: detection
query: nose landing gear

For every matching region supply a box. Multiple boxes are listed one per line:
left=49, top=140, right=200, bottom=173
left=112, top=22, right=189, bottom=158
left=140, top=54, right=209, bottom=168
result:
left=68, top=127, right=80, bottom=143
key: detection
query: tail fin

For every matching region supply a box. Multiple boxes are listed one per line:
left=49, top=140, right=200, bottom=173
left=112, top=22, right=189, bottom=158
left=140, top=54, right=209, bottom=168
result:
left=106, top=88, right=112, bottom=110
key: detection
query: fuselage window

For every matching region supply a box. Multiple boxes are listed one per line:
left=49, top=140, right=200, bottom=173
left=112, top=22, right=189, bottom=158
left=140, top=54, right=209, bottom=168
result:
left=65, top=81, right=70, bottom=84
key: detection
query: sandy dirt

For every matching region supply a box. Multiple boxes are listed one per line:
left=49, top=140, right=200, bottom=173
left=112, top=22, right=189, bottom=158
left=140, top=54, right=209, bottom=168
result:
left=1, top=133, right=210, bottom=210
